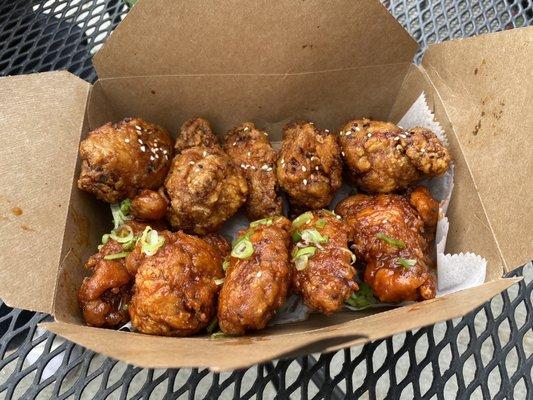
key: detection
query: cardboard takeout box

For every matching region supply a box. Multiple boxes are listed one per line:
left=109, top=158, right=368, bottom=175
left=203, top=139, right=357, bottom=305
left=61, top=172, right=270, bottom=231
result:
left=0, top=0, right=531, bottom=371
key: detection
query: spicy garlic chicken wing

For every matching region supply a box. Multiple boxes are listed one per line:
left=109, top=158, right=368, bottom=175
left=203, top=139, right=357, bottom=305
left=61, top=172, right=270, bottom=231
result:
left=129, top=231, right=225, bottom=336
left=339, top=119, right=451, bottom=193
left=218, top=216, right=291, bottom=335
left=224, top=122, right=283, bottom=220
left=290, top=210, right=358, bottom=314
left=277, top=121, right=342, bottom=213
left=335, top=187, right=437, bottom=303
left=78, top=118, right=173, bottom=203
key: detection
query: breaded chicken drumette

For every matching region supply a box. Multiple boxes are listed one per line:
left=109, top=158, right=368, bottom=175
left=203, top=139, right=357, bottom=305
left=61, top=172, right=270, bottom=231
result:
left=78, top=118, right=173, bottom=203
left=218, top=216, right=292, bottom=335
left=277, top=122, right=342, bottom=213
left=129, top=231, right=225, bottom=336
left=174, top=117, right=220, bottom=154
left=165, top=145, right=248, bottom=234
left=339, top=119, right=451, bottom=193
left=335, top=186, right=438, bottom=303
left=224, top=122, right=283, bottom=220
left=78, top=220, right=157, bottom=328
left=290, top=210, right=358, bottom=314
left=130, top=189, right=169, bottom=221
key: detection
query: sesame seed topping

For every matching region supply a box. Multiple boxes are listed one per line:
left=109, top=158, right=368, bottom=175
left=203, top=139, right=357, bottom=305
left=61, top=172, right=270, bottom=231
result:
left=421, top=148, right=426, bottom=153
left=280, top=159, right=285, bottom=165
left=244, top=127, right=249, bottom=131
left=345, top=131, right=351, bottom=136
left=247, top=152, right=251, bottom=157
left=135, top=125, right=142, bottom=131
left=400, top=134, right=407, bottom=139
left=138, top=139, right=143, bottom=144
left=256, top=271, right=262, bottom=278
left=261, top=164, right=269, bottom=171
left=394, top=136, right=400, bottom=141
left=203, top=151, right=207, bottom=157
left=155, top=154, right=159, bottom=159
left=251, top=166, right=256, bottom=170
left=124, top=138, right=130, bottom=143
left=341, top=151, right=346, bottom=157
left=164, top=155, right=169, bottom=160
left=355, top=127, right=361, bottom=131
left=340, top=131, right=344, bottom=136
left=396, top=145, right=402, bottom=151
left=150, top=156, right=155, bottom=161
left=315, top=166, right=319, bottom=171
left=163, top=150, right=168, bottom=154
left=189, top=161, right=195, bottom=165
left=267, top=167, right=273, bottom=172
left=140, top=146, right=146, bottom=152
left=325, top=129, right=330, bottom=133
left=302, top=166, right=307, bottom=172
left=303, top=179, right=308, bottom=185
left=233, top=142, right=237, bottom=146
left=263, top=132, right=268, bottom=136
left=367, top=133, right=372, bottom=138
left=383, top=219, right=388, bottom=223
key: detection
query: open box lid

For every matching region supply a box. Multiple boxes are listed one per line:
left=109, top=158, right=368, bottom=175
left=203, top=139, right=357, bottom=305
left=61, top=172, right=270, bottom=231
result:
left=93, top=0, right=418, bottom=78
left=421, top=26, right=533, bottom=273
left=0, top=72, right=91, bottom=314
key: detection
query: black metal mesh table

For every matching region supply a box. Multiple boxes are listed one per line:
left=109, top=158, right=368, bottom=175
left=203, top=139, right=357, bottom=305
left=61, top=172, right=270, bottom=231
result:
left=1, top=1, right=531, bottom=398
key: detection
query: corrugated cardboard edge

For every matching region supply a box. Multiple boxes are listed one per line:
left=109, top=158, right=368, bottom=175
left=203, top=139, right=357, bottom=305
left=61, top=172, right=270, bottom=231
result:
left=0, top=71, right=91, bottom=314
left=421, top=27, right=533, bottom=273
left=40, top=278, right=520, bottom=371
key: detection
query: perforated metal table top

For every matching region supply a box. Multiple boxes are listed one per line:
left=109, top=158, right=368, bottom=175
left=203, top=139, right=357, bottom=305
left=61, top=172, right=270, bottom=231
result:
left=0, top=1, right=532, bottom=399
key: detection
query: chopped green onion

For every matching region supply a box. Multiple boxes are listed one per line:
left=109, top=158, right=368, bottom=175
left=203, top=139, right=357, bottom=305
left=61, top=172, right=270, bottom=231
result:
left=291, top=212, right=313, bottom=229
left=232, top=231, right=251, bottom=247
left=231, top=237, right=254, bottom=259
left=397, top=257, right=417, bottom=269
left=300, top=229, right=329, bottom=245
left=211, top=331, right=230, bottom=339
left=376, top=232, right=406, bottom=249
left=222, top=258, right=230, bottom=272
left=315, top=219, right=327, bottom=229
left=292, top=246, right=317, bottom=260
left=214, top=278, right=225, bottom=286
left=101, top=234, right=110, bottom=245
left=140, top=226, right=165, bottom=256
left=291, top=231, right=302, bottom=243
left=111, top=199, right=133, bottom=229
left=97, top=244, right=103, bottom=251
left=294, top=256, right=310, bottom=271
left=345, top=282, right=376, bottom=309
left=104, top=251, right=130, bottom=260
left=250, top=217, right=274, bottom=228
left=120, top=198, right=132, bottom=215
left=110, top=225, right=134, bottom=243
left=342, top=247, right=356, bottom=264
left=206, top=318, right=218, bottom=334
left=122, top=238, right=137, bottom=251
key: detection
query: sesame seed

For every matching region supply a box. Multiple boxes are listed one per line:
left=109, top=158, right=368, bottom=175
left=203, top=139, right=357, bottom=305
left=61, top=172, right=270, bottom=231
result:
left=355, top=127, right=361, bottom=131
left=315, top=166, right=319, bottom=171
left=155, top=154, right=159, bottom=158
left=280, top=159, right=285, bottom=164
left=261, top=164, right=269, bottom=170
left=396, top=145, right=402, bottom=151
left=203, top=151, right=207, bottom=157
left=164, top=155, right=169, bottom=160
left=398, top=126, right=404, bottom=129
left=302, top=166, right=307, bottom=172
left=251, top=166, right=256, bottom=170
left=247, top=152, right=251, bottom=157
left=138, top=139, right=143, bottom=144
left=151, top=147, right=157, bottom=153
left=263, top=132, right=268, bottom=136
left=150, top=156, right=155, bottom=161
left=163, top=150, right=168, bottom=154
left=341, top=151, right=346, bottom=157
left=340, top=131, right=344, bottom=136
left=303, top=179, right=308, bottom=185
left=256, top=271, right=262, bottom=278
left=383, top=219, right=388, bottom=223
left=233, top=142, right=237, bottom=146
left=394, top=137, right=400, bottom=141
left=124, top=138, right=130, bottom=143
left=267, top=167, right=273, bottom=172
left=400, top=134, right=407, bottom=139
left=367, top=133, right=372, bottom=138
left=325, top=129, right=330, bottom=133
left=421, top=148, right=426, bottom=153
left=240, top=163, right=247, bottom=169
left=345, top=131, right=351, bottom=136
left=189, top=161, right=195, bottom=165
left=135, top=125, right=142, bottom=131
left=244, top=127, right=249, bottom=131
left=140, top=146, right=146, bottom=152
left=309, top=122, right=314, bottom=125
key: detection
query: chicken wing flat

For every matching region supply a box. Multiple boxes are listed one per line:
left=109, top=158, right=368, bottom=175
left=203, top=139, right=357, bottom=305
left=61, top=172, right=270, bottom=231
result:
left=277, top=121, right=342, bottom=213
left=78, top=118, right=173, bottom=203
left=224, top=122, right=283, bottom=220
left=164, top=145, right=248, bottom=234
left=174, top=117, right=220, bottom=154
left=129, top=231, right=225, bottom=336
left=335, top=187, right=437, bottom=303
left=218, top=216, right=291, bottom=335
left=290, top=210, right=358, bottom=314
left=339, top=119, right=451, bottom=193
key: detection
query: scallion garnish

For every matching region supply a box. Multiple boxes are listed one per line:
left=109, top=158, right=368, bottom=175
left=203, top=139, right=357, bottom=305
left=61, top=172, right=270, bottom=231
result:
left=292, top=246, right=317, bottom=271
left=101, top=234, right=110, bottom=245
left=214, top=278, right=225, bottom=286
left=291, top=231, right=302, bottom=242
left=300, top=229, right=329, bottom=245
left=111, top=198, right=133, bottom=229
left=206, top=318, right=218, bottom=334
left=397, top=257, right=417, bottom=269
left=315, top=219, right=327, bottom=229
left=222, top=258, right=230, bottom=272
left=140, top=226, right=165, bottom=256
left=376, top=232, right=406, bottom=249
left=291, top=212, right=313, bottom=229
left=345, top=282, right=376, bottom=309
left=250, top=217, right=274, bottom=228
left=110, top=225, right=134, bottom=244
left=211, top=331, right=229, bottom=339
left=231, top=237, right=254, bottom=259
left=103, top=251, right=130, bottom=260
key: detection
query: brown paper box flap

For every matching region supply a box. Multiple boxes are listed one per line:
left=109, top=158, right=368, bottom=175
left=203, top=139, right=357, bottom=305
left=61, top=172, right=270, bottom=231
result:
left=0, top=71, right=90, bottom=314
left=422, top=27, right=533, bottom=273
left=93, top=0, right=418, bottom=78
left=41, top=278, right=518, bottom=370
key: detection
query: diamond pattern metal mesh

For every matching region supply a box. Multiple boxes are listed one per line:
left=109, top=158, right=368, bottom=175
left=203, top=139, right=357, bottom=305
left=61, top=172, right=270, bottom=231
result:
left=0, top=1, right=531, bottom=399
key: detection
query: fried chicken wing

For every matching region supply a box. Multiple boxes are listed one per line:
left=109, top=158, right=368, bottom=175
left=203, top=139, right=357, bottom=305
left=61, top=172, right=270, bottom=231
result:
left=224, top=122, right=283, bottom=220
left=129, top=231, right=224, bottom=336
left=339, top=119, right=451, bottom=193
left=164, top=145, right=248, bottom=234
left=174, top=117, right=220, bottom=154
left=335, top=188, right=437, bottom=303
left=290, top=210, right=358, bottom=314
left=78, top=118, right=173, bottom=203
left=277, top=121, right=342, bottom=213
left=218, top=216, right=291, bottom=335
left=130, top=189, right=169, bottom=221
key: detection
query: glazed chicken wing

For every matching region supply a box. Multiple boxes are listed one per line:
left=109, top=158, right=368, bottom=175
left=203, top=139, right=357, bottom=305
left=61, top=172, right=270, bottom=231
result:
left=224, top=122, right=283, bottom=220
left=218, top=216, right=291, bottom=335
left=130, top=189, right=169, bottom=221
left=339, top=119, right=451, bottom=193
left=290, top=210, right=358, bottom=314
left=335, top=187, right=437, bottom=303
left=78, top=118, right=173, bottom=203
left=129, top=231, right=225, bottom=336
left=174, top=117, right=220, bottom=154
left=277, top=121, right=342, bottom=213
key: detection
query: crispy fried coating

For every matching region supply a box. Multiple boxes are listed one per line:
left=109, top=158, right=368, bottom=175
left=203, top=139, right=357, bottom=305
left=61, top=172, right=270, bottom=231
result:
left=338, top=119, right=451, bottom=193
left=218, top=216, right=291, bottom=335
left=277, top=121, right=342, bottom=212
left=201, top=233, right=231, bottom=257
left=335, top=188, right=437, bottom=303
left=129, top=231, right=225, bottom=336
left=164, top=145, right=248, bottom=234
left=131, top=189, right=169, bottom=221
left=174, top=117, right=220, bottom=153
left=78, top=118, right=173, bottom=203
left=224, top=122, right=283, bottom=220
left=291, top=210, right=358, bottom=314
left=78, top=220, right=153, bottom=328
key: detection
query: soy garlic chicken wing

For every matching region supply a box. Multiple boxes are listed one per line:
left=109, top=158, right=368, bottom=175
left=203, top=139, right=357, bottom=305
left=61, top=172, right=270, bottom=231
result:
left=335, top=189, right=437, bottom=303
left=218, top=216, right=291, bottom=335
left=174, top=117, right=220, bottom=153
left=224, top=122, right=283, bottom=220
left=129, top=231, right=225, bottom=336
left=277, top=121, right=342, bottom=212
left=339, top=119, right=451, bottom=193
left=164, top=145, right=248, bottom=234
left=78, top=118, right=173, bottom=203
left=290, top=210, right=358, bottom=314
left=78, top=220, right=154, bottom=328
left=131, top=189, right=169, bottom=221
